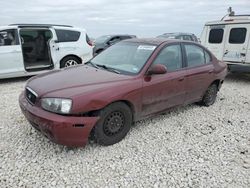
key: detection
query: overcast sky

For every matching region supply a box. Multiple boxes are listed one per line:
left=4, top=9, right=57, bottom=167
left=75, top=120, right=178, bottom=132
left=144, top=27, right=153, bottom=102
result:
left=0, top=0, right=249, bottom=38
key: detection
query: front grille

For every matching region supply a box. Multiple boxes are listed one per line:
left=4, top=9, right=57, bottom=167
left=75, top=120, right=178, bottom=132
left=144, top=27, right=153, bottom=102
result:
left=26, top=87, right=37, bottom=105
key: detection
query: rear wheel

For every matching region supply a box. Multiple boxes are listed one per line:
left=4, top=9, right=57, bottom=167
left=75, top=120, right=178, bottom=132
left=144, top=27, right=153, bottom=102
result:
left=60, top=56, right=81, bottom=68
left=93, top=102, right=132, bottom=146
left=201, top=84, right=218, bottom=106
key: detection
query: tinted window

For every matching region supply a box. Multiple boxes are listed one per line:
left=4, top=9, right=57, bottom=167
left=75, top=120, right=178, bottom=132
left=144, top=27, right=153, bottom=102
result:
left=55, top=29, right=80, bottom=42
left=0, top=29, right=19, bottom=46
left=153, top=44, right=182, bottom=71
left=185, top=44, right=205, bottom=67
left=209, top=29, right=224, bottom=43
left=109, top=37, right=121, bottom=44
left=229, top=28, right=247, bottom=44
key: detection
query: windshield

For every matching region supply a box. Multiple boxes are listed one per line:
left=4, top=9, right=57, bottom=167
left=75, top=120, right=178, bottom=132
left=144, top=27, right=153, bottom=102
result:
left=91, top=42, right=156, bottom=75
left=95, top=35, right=111, bottom=43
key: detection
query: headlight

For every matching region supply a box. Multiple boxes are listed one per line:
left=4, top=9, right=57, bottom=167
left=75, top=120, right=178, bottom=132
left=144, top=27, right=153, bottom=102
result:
left=41, top=98, right=72, bottom=114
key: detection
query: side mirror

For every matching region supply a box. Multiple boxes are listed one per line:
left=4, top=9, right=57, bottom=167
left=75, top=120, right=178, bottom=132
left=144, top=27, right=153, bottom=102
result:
left=147, top=64, right=167, bottom=75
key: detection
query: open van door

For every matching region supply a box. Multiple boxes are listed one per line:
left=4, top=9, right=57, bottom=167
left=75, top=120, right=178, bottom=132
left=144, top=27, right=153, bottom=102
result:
left=223, top=24, right=250, bottom=63
left=0, top=29, right=24, bottom=77
left=48, top=29, right=60, bottom=69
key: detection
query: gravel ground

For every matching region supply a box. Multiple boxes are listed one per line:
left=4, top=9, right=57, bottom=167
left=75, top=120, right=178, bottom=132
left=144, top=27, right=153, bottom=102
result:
left=0, top=74, right=250, bottom=188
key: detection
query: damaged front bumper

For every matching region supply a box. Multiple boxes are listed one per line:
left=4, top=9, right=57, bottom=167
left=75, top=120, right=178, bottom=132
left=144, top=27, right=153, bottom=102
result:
left=19, top=92, right=99, bottom=147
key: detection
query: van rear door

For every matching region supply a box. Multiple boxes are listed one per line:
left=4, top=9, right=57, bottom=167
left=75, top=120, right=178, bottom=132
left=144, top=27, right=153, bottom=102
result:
left=223, top=24, right=250, bottom=64
left=203, top=25, right=226, bottom=61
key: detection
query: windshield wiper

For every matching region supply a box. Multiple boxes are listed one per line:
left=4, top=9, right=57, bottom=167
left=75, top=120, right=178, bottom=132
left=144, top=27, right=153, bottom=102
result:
left=96, top=64, right=120, bottom=74
left=85, top=61, right=99, bottom=69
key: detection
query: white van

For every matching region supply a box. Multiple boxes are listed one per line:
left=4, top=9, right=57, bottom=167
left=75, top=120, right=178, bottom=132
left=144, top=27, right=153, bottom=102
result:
left=200, top=14, right=250, bottom=72
left=0, top=24, right=93, bottom=79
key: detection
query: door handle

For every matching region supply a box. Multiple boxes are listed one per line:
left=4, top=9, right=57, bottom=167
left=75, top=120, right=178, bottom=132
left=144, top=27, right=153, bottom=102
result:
left=224, top=50, right=228, bottom=55
left=208, top=70, right=213, bottom=74
left=240, top=53, right=246, bottom=57
left=178, top=77, right=184, bottom=81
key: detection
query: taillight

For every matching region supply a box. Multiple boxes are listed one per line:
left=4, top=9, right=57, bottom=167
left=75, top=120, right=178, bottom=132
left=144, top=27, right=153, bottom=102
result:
left=87, top=40, right=93, bottom=46
left=86, top=34, right=93, bottom=46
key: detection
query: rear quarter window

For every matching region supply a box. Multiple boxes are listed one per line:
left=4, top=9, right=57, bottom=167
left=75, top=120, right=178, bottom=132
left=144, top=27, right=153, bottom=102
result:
left=185, top=44, right=206, bottom=67
left=55, top=29, right=81, bottom=42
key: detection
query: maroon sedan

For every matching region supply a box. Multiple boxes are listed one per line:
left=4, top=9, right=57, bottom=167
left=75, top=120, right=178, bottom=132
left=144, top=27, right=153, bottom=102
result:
left=19, top=38, right=227, bottom=147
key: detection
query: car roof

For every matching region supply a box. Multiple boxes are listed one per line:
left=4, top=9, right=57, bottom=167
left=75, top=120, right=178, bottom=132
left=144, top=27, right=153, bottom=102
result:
left=124, top=38, right=182, bottom=45
left=160, top=32, right=196, bottom=36
left=101, top=34, right=136, bottom=38
left=9, top=24, right=73, bottom=28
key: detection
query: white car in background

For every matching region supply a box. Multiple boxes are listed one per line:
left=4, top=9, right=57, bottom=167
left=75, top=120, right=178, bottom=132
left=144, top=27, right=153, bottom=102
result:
left=0, top=24, right=93, bottom=79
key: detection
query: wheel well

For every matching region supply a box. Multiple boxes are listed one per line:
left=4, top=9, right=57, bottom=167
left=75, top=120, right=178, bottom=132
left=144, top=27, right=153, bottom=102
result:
left=60, top=55, right=82, bottom=68
left=211, top=79, right=222, bottom=90
left=88, top=100, right=135, bottom=141
left=105, top=100, right=135, bottom=120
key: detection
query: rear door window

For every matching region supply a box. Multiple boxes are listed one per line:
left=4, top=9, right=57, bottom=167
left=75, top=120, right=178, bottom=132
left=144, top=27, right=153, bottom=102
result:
left=55, top=29, right=80, bottom=42
left=229, top=28, right=247, bottom=44
left=153, top=44, right=182, bottom=72
left=184, top=44, right=205, bottom=67
left=209, top=29, right=224, bottom=43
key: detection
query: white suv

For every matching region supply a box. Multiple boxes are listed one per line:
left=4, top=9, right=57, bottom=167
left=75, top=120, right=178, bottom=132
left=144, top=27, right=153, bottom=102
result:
left=0, top=24, right=93, bottom=79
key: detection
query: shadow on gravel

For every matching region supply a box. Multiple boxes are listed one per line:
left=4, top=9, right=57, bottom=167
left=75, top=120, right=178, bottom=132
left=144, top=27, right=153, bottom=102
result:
left=0, top=76, right=32, bottom=84
left=226, top=73, right=250, bottom=82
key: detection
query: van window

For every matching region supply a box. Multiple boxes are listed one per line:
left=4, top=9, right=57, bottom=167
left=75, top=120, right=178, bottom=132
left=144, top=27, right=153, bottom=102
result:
left=153, top=44, right=182, bottom=72
left=185, top=44, right=205, bottom=67
left=229, top=28, right=247, bottom=44
left=0, top=29, right=19, bottom=46
left=55, top=29, right=81, bottom=42
left=209, top=29, right=224, bottom=43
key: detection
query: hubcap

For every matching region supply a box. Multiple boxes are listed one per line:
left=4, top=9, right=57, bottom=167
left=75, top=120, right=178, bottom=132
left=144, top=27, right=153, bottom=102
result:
left=103, top=111, right=125, bottom=136
left=207, top=87, right=217, bottom=104
left=65, top=60, right=78, bottom=67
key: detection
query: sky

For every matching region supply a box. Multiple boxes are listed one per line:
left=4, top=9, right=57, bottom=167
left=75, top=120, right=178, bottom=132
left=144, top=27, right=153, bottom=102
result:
left=0, top=0, right=249, bottom=38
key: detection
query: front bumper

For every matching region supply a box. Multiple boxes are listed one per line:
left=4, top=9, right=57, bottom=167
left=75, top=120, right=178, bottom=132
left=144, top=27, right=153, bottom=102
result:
left=19, top=92, right=99, bottom=147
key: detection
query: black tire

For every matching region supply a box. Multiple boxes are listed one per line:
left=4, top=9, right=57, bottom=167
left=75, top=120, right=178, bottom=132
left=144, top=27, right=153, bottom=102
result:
left=60, top=56, right=81, bottom=68
left=201, top=84, right=218, bottom=106
left=94, top=102, right=132, bottom=146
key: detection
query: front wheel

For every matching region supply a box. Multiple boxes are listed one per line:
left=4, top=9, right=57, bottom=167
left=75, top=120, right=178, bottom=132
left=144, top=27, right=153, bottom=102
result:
left=201, top=84, right=218, bottom=106
left=93, top=102, right=132, bottom=146
left=60, top=56, right=81, bottom=68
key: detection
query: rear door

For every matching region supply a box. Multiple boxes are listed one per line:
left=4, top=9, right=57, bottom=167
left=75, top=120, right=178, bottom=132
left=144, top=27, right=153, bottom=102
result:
left=205, top=25, right=226, bottom=61
left=53, top=28, right=81, bottom=66
left=223, top=24, right=250, bottom=63
left=183, top=43, right=214, bottom=103
left=0, top=29, right=24, bottom=76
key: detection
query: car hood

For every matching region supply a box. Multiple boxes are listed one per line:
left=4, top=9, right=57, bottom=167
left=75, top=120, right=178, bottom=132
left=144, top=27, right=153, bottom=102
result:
left=27, top=65, right=132, bottom=97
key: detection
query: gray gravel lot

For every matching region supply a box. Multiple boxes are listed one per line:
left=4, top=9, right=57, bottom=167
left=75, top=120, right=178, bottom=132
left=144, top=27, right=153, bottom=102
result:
left=0, top=74, right=250, bottom=188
